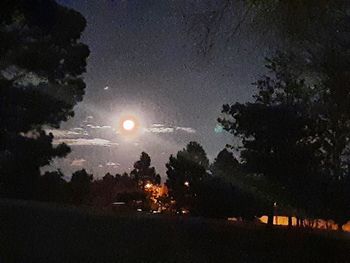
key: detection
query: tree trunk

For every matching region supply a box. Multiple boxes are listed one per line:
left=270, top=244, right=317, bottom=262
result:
left=267, top=207, right=274, bottom=226
left=337, top=223, right=343, bottom=232
left=267, top=215, right=274, bottom=226
left=288, top=216, right=293, bottom=227
left=298, top=218, right=303, bottom=227
left=310, top=219, right=314, bottom=228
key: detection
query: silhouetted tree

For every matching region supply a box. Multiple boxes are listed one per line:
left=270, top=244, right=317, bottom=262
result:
left=186, top=1, right=348, bottom=57
left=324, top=177, right=350, bottom=230
left=90, top=171, right=155, bottom=210
left=90, top=173, right=117, bottom=207
left=130, top=152, right=161, bottom=188
left=211, top=148, right=240, bottom=178
left=38, top=170, right=68, bottom=203
left=199, top=148, right=266, bottom=220
left=166, top=141, right=209, bottom=212
left=219, top=56, right=323, bottom=225
left=0, top=0, right=89, bottom=199
left=188, top=0, right=350, bottom=227
left=195, top=176, right=265, bottom=220
left=69, top=169, right=93, bottom=206
left=103, top=172, right=114, bottom=182
left=0, top=131, right=70, bottom=199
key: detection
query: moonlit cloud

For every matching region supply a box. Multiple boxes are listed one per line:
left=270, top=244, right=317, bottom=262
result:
left=146, top=127, right=175, bottom=133
left=71, top=158, right=86, bottom=167
left=144, top=124, right=196, bottom=134
left=86, top=124, right=112, bottom=129
left=46, top=128, right=88, bottom=138
left=83, top=115, right=94, bottom=123
left=175, top=127, right=196, bottom=133
left=54, top=138, right=119, bottom=147
left=106, top=161, right=120, bottom=167
left=73, top=127, right=85, bottom=131
left=46, top=124, right=118, bottom=149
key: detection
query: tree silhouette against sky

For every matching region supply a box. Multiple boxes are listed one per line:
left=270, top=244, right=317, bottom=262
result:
left=0, top=0, right=89, bottom=198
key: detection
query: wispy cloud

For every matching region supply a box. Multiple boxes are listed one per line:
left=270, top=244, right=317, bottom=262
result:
left=46, top=128, right=88, bottom=138
left=175, top=127, right=196, bottom=133
left=71, top=158, right=86, bottom=167
left=83, top=115, right=94, bottom=123
left=146, top=127, right=175, bottom=133
left=145, top=124, right=196, bottom=134
left=54, top=138, right=119, bottom=147
left=86, top=124, right=112, bottom=129
left=72, top=127, right=85, bottom=131
left=46, top=124, right=118, bottom=148
left=106, top=161, right=120, bottom=167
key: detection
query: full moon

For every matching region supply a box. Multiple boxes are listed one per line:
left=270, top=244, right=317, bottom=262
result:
left=118, top=114, right=141, bottom=137
left=122, top=119, right=135, bottom=131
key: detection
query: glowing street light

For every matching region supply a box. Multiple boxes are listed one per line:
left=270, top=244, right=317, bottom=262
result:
left=184, top=181, right=189, bottom=187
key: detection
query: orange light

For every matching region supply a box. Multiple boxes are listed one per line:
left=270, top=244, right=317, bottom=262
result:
left=145, top=183, right=153, bottom=189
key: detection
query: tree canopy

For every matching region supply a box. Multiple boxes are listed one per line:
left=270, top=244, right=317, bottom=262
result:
left=185, top=0, right=350, bottom=227
left=130, top=152, right=161, bottom=188
left=0, top=0, right=89, bottom=198
left=211, top=148, right=239, bottom=178
left=219, top=52, right=350, bottom=227
left=70, top=169, right=93, bottom=205
left=166, top=141, right=209, bottom=212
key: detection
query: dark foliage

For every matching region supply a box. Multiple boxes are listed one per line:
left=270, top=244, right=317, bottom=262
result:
left=0, top=0, right=89, bottom=199
left=195, top=176, right=263, bottom=220
left=69, top=169, right=93, bottom=205
left=194, top=148, right=267, bottom=220
left=90, top=172, right=143, bottom=208
left=219, top=53, right=350, bottom=227
left=38, top=170, right=68, bottom=203
left=166, top=141, right=209, bottom=212
left=130, top=152, right=161, bottom=188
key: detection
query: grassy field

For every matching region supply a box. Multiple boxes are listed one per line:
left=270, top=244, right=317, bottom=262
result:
left=0, top=199, right=350, bottom=263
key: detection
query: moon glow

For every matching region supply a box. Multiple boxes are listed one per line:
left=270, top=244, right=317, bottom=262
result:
left=117, top=114, right=141, bottom=138
left=123, top=119, right=135, bottom=131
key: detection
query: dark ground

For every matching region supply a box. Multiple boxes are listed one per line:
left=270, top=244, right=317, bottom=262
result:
left=0, top=199, right=349, bottom=263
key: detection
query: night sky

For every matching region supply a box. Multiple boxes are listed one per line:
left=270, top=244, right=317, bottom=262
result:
left=50, top=0, right=266, bottom=179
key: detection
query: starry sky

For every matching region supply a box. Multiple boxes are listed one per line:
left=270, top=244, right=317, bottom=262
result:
left=49, top=0, right=266, bottom=179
